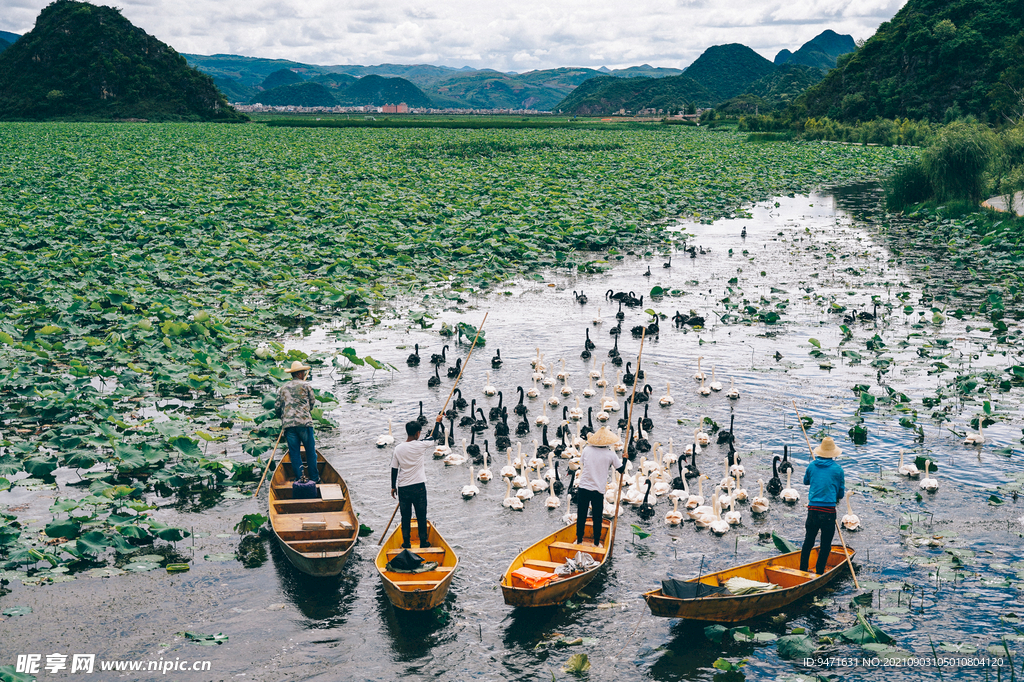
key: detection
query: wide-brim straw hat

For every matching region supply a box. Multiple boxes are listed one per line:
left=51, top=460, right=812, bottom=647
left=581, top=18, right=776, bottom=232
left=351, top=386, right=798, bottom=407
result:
left=587, top=426, right=621, bottom=447
left=813, top=437, right=841, bottom=459
left=284, top=360, right=311, bottom=374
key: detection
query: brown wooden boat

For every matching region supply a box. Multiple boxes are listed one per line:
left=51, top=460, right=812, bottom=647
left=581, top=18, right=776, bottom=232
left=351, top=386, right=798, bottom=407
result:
left=375, top=519, right=459, bottom=611
left=500, top=518, right=611, bottom=608
left=642, top=545, right=855, bottom=623
left=269, top=453, right=358, bottom=577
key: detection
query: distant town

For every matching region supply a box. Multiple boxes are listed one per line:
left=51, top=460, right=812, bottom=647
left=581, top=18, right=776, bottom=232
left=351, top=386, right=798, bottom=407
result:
left=233, top=103, right=552, bottom=115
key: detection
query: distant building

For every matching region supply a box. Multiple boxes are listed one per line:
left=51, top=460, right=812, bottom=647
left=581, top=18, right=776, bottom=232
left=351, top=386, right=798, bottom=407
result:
left=381, top=103, right=409, bottom=114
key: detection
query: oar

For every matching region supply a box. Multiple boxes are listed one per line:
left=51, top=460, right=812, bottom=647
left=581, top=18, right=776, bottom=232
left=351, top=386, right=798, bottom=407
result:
left=253, top=428, right=284, bottom=498
left=378, top=313, right=489, bottom=546
left=607, top=327, right=646, bottom=560
left=792, top=401, right=860, bottom=589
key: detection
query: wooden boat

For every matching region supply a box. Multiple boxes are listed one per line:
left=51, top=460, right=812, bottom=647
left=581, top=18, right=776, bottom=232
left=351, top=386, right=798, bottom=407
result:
left=500, top=518, right=611, bottom=608
left=269, top=453, right=358, bottom=577
left=375, top=519, right=458, bottom=611
left=643, top=545, right=855, bottom=623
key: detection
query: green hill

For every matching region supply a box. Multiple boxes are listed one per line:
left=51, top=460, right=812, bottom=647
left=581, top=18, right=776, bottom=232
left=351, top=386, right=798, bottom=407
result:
left=430, top=69, right=593, bottom=110
left=214, top=77, right=255, bottom=103
left=609, top=65, right=685, bottom=78
left=309, top=73, right=357, bottom=90
left=251, top=82, right=336, bottom=107
left=554, top=74, right=712, bottom=115
left=0, top=1, right=242, bottom=121
left=261, top=68, right=304, bottom=90
left=747, top=64, right=826, bottom=105
left=683, top=43, right=777, bottom=102
left=0, top=37, right=10, bottom=55
left=797, top=0, right=1024, bottom=122
left=337, top=75, right=432, bottom=107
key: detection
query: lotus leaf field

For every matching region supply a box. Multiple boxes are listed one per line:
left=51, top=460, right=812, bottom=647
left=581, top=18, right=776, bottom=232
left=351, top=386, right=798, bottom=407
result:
left=0, top=123, right=914, bottom=573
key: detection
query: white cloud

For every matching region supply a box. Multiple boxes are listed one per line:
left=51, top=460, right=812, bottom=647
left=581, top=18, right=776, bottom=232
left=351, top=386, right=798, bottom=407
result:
left=1, top=0, right=908, bottom=70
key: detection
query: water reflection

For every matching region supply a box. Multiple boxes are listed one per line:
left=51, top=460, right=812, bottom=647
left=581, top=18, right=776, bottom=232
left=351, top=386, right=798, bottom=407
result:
left=376, top=585, right=459, bottom=661
left=269, top=539, right=359, bottom=627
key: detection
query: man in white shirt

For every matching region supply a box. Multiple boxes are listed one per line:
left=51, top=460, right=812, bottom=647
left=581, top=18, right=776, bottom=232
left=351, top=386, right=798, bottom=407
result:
left=390, top=414, right=443, bottom=549
left=576, top=426, right=627, bottom=547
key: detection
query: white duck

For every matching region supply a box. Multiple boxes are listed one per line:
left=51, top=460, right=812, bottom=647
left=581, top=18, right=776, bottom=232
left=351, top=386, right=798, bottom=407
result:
left=483, top=371, right=497, bottom=396
left=527, top=440, right=545, bottom=469
left=512, top=442, right=526, bottom=469
left=529, top=464, right=549, bottom=493
left=547, top=382, right=561, bottom=407
left=723, top=493, right=742, bottom=526
left=443, top=438, right=467, bottom=466
left=561, top=383, right=574, bottom=397
left=698, top=376, right=711, bottom=396
left=527, top=377, right=540, bottom=399
left=545, top=479, right=561, bottom=509
left=695, top=421, right=711, bottom=446
left=593, top=307, right=603, bottom=326
left=897, top=448, right=919, bottom=478
left=502, top=479, right=523, bottom=510
left=659, top=382, right=674, bottom=407
left=596, top=409, right=611, bottom=423
left=841, top=491, right=860, bottom=530
left=920, top=460, right=939, bottom=492
left=535, top=402, right=550, bottom=426
left=596, top=363, right=608, bottom=388
left=731, top=472, right=748, bottom=503
left=663, top=439, right=678, bottom=465
left=709, top=366, right=723, bottom=392
left=780, top=469, right=800, bottom=504
left=461, top=466, right=479, bottom=498
left=710, top=492, right=730, bottom=535
left=376, top=419, right=395, bottom=448
left=530, top=347, right=543, bottom=370
left=516, top=477, right=535, bottom=501
left=726, top=378, right=740, bottom=400
left=963, top=422, right=985, bottom=445
left=478, top=449, right=493, bottom=482
left=556, top=358, right=570, bottom=382
left=686, top=475, right=706, bottom=511
left=511, top=461, right=529, bottom=489
left=613, top=370, right=627, bottom=396
left=583, top=375, right=596, bottom=398
left=569, top=397, right=583, bottom=421
left=694, top=355, right=707, bottom=381
left=750, top=479, right=770, bottom=514
left=500, top=447, right=517, bottom=479
left=589, top=359, right=602, bottom=380
left=665, top=497, right=684, bottom=525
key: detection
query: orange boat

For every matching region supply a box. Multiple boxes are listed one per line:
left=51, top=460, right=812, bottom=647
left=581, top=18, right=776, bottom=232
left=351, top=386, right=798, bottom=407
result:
left=500, top=518, right=611, bottom=608
left=375, top=519, right=459, bottom=611
left=643, top=545, right=855, bottom=623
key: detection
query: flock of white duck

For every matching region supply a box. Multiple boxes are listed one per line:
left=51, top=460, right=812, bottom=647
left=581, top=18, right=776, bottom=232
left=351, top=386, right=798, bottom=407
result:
left=375, top=300, right=976, bottom=542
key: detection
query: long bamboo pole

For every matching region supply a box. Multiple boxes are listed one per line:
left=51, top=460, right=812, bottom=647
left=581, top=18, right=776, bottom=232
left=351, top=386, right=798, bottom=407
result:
left=379, top=313, right=489, bottom=546
left=792, top=401, right=860, bottom=589
left=607, top=328, right=646, bottom=560
left=253, top=429, right=284, bottom=498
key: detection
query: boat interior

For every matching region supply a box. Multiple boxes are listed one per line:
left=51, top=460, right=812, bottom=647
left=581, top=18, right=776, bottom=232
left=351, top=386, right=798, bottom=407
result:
left=693, top=547, right=850, bottom=593
left=379, top=520, right=457, bottom=592
left=271, top=454, right=357, bottom=559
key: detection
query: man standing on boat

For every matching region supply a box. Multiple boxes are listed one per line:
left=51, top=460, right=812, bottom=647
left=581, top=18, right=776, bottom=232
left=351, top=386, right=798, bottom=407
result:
left=575, top=426, right=627, bottom=547
left=800, top=437, right=845, bottom=574
left=391, top=415, right=444, bottom=549
left=276, top=360, right=319, bottom=483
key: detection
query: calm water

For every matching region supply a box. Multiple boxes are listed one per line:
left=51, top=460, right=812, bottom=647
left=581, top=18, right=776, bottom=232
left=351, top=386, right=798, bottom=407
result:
left=2, top=185, right=1022, bottom=682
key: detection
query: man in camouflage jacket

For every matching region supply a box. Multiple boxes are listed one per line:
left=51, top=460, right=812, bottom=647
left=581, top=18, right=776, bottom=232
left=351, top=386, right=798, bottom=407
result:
left=276, top=361, right=319, bottom=482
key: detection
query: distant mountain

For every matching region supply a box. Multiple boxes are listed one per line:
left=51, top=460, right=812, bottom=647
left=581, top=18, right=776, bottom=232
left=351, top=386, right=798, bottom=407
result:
left=774, top=49, right=793, bottom=65
left=0, top=31, right=20, bottom=44
left=252, top=82, right=336, bottom=107
left=776, top=30, right=856, bottom=70
left=338, top=74, right=432, bottom=107
left=214, top=77, right=255, bottom=103
left=430, top=68, right=601, bottom=110
left=261, top=68, right=304, bottom=90
left=0, top=1, right=242, bottom=121
left=797, top=0, right=1024, bottom=122
left=0, top=38, right=10, bottom=55
left=609, top=65, right=685, bottom=79
left=683, top=43, right=776, bottom=102
left=554, top=74, right=712, bottom=115
left=309, top=73, right=357, bottom=90
left=718, top=64, right=826, bottom=113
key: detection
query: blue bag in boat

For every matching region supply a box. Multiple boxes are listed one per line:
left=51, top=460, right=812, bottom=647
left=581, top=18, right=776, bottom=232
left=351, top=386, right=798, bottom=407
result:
left=292, top=476, right=317, bottom=499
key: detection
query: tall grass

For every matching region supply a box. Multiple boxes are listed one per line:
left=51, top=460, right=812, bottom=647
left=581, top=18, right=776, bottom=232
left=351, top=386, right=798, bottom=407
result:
left=885, top=161, right=933, bottom=211
left=920, top=121, right=999, bottom=202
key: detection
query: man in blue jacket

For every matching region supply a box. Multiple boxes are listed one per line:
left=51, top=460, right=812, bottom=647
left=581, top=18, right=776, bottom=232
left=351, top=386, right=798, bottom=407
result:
left=800, top=437, right=845, bottom=574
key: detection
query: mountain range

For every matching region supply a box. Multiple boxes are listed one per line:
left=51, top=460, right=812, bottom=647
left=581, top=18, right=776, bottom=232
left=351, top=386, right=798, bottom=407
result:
left=185, top=33, right=844, bottom=112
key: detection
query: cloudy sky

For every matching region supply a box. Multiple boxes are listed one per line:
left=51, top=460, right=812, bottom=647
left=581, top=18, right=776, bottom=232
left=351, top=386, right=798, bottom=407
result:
left=3, top=0, right=907, bottom=71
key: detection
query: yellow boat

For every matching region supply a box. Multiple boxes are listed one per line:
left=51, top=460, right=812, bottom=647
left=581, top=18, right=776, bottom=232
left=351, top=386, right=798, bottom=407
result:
left=500, top=518, right=611, bottom=608
left=642, top=545, right=855, bottom=623
left=375, top=519, right=459, bottom=611
left=268, top=453, right=358, bottom=577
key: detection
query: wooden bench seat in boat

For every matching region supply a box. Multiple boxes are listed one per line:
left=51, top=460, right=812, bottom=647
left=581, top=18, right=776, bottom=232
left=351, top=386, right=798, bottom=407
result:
left=273, top=498, right=348, bottom=513
left=765, top=565, right=817, bottom=588
left=384, top=546, right=446, bottom=559
left=524, top=559, right=564, bottom=571
left=548, top=541, right=607, bottom=563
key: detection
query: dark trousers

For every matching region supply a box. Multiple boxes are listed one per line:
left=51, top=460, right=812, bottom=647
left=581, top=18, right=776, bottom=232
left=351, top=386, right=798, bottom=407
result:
left=398, top=482, right=428, bottom=548
left=800, top=509, right=837, bottom=574
left=575, top=488, right=604, bottom=545
left=284, top=426, right=318, bottom=482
